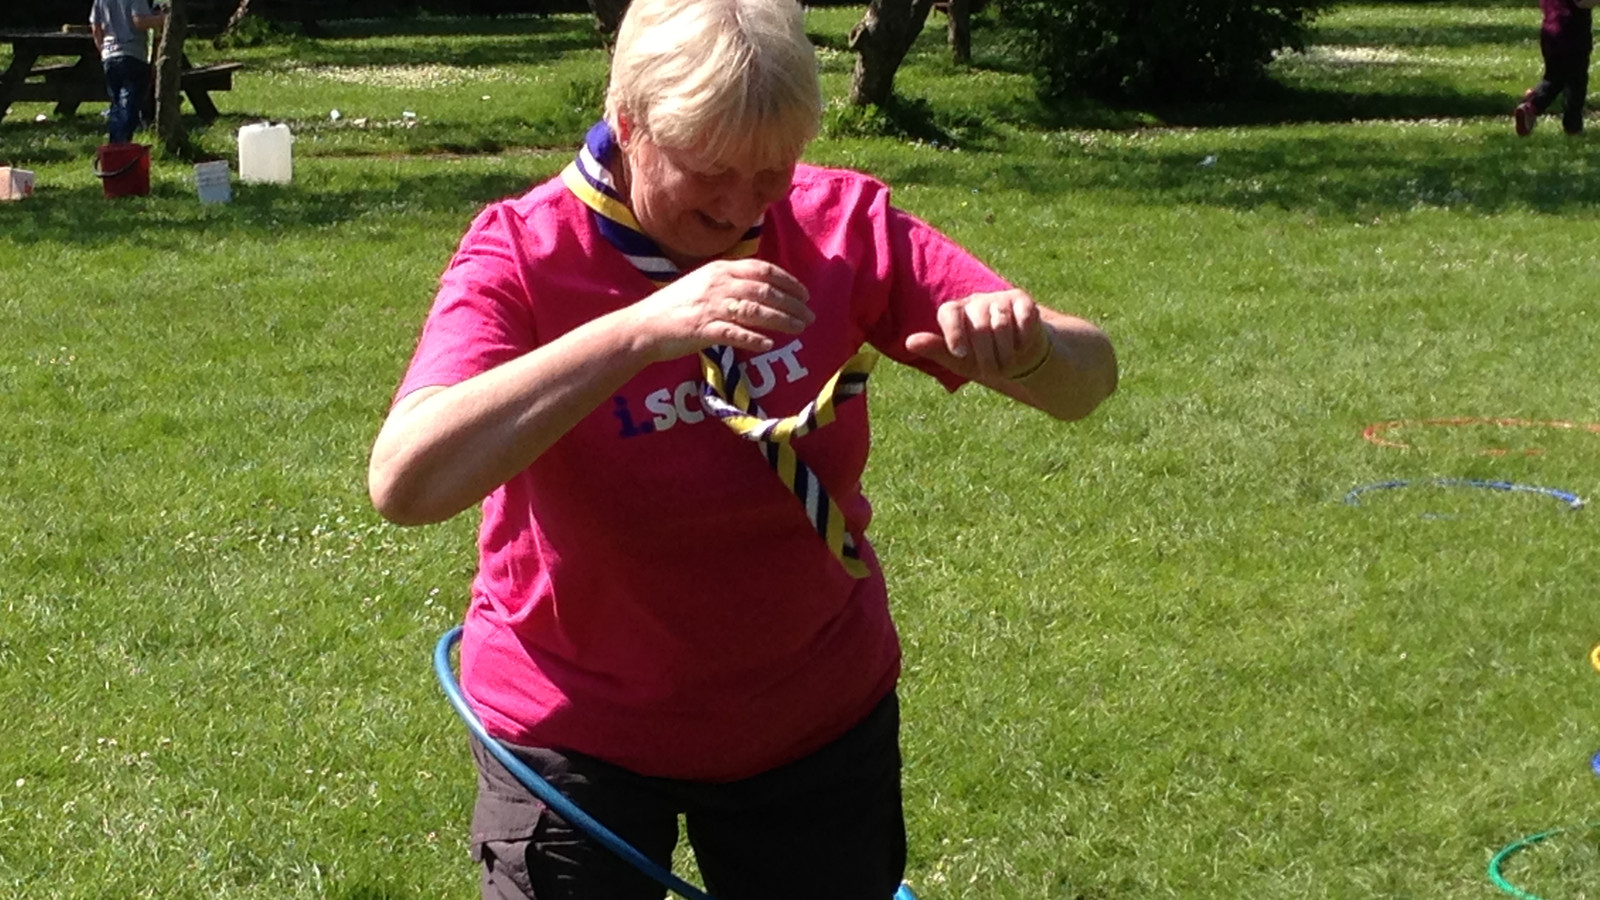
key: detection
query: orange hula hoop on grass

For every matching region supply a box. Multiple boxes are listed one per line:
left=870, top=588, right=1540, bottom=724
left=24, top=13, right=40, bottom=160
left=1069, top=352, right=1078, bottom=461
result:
left=1362, top=417, right=1600, bottom=456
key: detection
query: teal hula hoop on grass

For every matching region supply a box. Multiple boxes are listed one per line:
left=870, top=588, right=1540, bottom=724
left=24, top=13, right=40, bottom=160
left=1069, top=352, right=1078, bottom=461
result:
left=1488, top=823, right=1600, bottom=900
left=434, top=627, right=920, bottom=900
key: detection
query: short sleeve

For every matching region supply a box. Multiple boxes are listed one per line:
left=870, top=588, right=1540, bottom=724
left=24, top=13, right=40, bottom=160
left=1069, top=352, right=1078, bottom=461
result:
left=394, top=204, right=541, bottom=403
left=862, top=201, right=1013, bottom=392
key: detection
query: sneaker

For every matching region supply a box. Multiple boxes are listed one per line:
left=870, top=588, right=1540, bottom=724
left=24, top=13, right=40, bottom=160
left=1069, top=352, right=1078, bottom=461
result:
left=1515, top=100, right=1538, bottom=136
left=1564, top=110, right=1584, bottom=135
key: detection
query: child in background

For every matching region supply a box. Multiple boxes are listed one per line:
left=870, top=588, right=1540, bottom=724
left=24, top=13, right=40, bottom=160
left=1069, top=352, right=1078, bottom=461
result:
left=1515, top=0, right=1597, bottom=136
left=88, top=0, right=167, bottom=144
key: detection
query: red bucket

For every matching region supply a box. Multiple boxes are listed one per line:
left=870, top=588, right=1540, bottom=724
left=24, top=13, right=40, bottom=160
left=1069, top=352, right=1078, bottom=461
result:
left=95, top=143, right=151, bottom=198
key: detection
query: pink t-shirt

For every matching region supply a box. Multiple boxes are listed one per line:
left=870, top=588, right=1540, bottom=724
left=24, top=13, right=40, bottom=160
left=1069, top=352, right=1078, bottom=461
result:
left=398, top=164, right=1010, bottom=781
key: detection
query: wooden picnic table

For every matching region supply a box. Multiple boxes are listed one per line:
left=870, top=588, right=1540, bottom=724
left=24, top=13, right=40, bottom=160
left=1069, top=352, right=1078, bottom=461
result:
left=0, top=29, right=241, bottom=125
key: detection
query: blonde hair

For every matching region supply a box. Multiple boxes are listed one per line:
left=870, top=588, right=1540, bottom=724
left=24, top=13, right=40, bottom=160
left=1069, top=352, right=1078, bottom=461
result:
left=605, top=0, right=822, bottom=170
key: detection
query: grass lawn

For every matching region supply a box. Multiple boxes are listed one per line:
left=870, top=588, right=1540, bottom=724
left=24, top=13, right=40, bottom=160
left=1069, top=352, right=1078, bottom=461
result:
left=3, top=4, right=1599, bottom=899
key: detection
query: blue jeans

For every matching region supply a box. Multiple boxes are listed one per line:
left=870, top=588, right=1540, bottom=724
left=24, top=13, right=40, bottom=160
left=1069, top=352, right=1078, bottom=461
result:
left=103, top=55, right=151, bottom=144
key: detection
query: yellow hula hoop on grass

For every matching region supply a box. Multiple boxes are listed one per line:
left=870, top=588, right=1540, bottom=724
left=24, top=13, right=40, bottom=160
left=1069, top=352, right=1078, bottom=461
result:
left=1590, top=642, right=1600, bottom=674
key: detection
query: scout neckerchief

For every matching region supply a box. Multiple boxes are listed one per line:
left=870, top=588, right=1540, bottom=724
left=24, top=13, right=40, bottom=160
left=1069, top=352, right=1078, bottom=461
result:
left=562, top=120, right=875, bottom=578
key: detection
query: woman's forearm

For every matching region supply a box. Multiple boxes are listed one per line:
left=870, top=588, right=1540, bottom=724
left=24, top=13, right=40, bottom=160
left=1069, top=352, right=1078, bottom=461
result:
left=368, top=309, right=651, bottom=525
left=986, top=308, right=1118, bottom=422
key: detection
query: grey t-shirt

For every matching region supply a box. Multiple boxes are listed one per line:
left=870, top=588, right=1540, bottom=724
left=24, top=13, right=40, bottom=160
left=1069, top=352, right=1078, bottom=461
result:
left=90, top=0, right=157, bottom=62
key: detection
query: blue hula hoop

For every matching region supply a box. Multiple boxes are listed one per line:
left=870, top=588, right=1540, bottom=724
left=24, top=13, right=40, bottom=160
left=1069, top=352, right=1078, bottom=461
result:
left=1343, top=478, right=1585, bottom=510
left=434, top=627, right=919, bottom=900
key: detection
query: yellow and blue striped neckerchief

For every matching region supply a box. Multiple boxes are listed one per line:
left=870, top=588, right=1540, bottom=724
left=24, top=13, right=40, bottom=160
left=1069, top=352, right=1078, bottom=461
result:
left=561, top=121, right=875, bottom=578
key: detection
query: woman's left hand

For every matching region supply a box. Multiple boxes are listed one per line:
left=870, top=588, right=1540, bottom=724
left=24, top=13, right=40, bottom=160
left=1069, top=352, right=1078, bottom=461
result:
left=904, top=290, right=1051, bottom=381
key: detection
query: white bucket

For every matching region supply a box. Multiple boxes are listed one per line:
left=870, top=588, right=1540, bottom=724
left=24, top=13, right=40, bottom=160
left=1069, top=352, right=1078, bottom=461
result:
left=194, top=160, right=231, bottom=204
left=238, top=122, right=293, bottom=184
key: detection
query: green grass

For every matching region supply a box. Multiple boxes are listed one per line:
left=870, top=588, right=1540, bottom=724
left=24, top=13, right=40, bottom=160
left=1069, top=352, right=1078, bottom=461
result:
left=3, top=4, right=1599, bottom=899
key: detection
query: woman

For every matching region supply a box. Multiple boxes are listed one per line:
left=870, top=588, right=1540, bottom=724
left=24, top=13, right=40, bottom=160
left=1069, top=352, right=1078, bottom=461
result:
left=368, top=0, right=1116, bottom=897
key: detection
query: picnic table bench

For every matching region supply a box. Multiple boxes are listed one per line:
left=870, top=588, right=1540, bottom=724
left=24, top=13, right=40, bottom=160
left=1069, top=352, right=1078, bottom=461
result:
left=0, top=29, right=241, bottom=124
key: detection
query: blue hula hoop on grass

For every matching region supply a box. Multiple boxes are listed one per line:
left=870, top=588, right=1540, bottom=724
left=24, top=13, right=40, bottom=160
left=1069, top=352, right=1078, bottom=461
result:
left=434, top=627, right=920, bottom=900
left=1343, top=478, right=1585, bottom=510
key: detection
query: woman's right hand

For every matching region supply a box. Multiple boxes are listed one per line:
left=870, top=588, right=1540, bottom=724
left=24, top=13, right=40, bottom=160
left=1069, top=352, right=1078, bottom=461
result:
left=368, top=260, right=813, bottom=525
left=624, top=259, right=814, bottom=363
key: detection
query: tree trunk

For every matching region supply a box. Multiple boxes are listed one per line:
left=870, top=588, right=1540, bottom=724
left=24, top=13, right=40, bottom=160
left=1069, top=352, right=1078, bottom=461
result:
left=216, top=0, right=251, bottom=45
left=586, top=0, right=631, bottom=49
left=292, top=0, right=322, bottom=38
left=946, top=0, right=971, bottom=66
left=847, top=0, right=936, bottom=107
left=153, top=0, right=188, bottom=155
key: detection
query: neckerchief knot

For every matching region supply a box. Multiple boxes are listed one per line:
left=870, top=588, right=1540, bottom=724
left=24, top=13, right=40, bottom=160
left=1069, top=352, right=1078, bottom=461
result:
left=562, top=121, right=874, bottom=578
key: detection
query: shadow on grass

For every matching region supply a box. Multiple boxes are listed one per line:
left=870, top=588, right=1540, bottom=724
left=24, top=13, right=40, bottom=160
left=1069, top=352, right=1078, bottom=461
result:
left=292, top=31, right=600, bottom=70
left=824, top=93, right=1006, bottom=149
left=0, top=167, right=541, bottom=249
left=807, top=29, right=852, bottom=55
left=0, top=98, right=599, bottom=164
left=1354, top=0, right=1526, bottom=6
left=985, top=79, right=1522, bottom=133
left=329, top=881, right=414, bottom=900
left=1313, top=22, right=1531, bottom=48
left=319, top=13, right=582, bottom=40
left=874, top=128, right=1600, bottom=219
left=206, top=14, right=603, bottom=72
left=9, top=118, right=1598, bottom=240
left=0, top=117, right=114, bottom=165
left=1141, top=82, right=1519, bottom=128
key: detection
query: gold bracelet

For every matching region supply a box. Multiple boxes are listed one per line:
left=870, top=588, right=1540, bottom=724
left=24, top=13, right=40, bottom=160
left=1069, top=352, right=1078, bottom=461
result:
left=1009, top=344, right=1052, bottom=381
